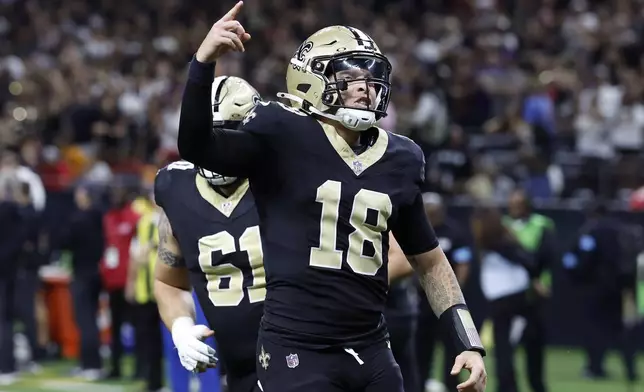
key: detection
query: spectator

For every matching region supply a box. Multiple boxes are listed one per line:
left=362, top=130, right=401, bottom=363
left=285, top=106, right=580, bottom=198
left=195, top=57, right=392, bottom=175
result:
left=465, top=157, right=515, bottom=203
left=521, top=153, right=555, bottom=200
left=13, top=180, right=44, bottom=371
left=562, top=202, right=638, bottom=382
left=428, top=125, right=473, bottom=195
left=126, top=190, right=163, bottom=392
left=483, top=98, right=533, bottom=149
left=415, top=193, right=473, bottom=392
left=100, top=184, right=140, bottom=380
left=0, top=150, right=45, bottom=212
left=56, top=185, right=104, bottom=380
left=574, top=91, right=612, bottom=193
left=575, top=89, right=613, bottom=160
left=505, top=189, right=556, bottom=392
left=610, top=85, right=644, bottom=154
left=472, top=206, right=547, bottom=392
left=0, top=178, right=37, bottom=386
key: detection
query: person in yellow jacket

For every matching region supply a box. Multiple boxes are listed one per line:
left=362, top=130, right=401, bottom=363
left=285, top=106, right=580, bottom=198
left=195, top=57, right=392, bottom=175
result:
left=504, top=189, right=554, bottom=392
left=126, top=191, right=164, bottom=392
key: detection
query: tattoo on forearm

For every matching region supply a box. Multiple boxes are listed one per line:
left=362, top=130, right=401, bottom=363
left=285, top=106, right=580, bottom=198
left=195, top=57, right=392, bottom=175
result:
left=158, top=211, right=185, bottom=267
left=411, top=255, right=465, bottom=316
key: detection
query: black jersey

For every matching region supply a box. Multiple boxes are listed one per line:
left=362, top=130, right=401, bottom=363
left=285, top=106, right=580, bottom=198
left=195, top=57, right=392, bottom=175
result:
left=225, top=102, right=437, bottom=348
left=178, top=61, right=438, bottom=349
left=154, top=161, right=264, bottom=376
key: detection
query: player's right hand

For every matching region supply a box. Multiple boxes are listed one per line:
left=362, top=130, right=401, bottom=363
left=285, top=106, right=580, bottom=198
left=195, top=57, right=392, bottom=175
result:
left=195, top=1, right=251, bottom=63
left=451, top=350, right=487, bottom=391
left=171, top=317, right=218, bottom=372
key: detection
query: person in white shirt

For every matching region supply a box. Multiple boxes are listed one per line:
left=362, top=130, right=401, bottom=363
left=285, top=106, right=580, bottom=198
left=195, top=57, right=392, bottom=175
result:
left=0, top=151, right=45, bottom=212
left=472, top=206, right=547, bottom=392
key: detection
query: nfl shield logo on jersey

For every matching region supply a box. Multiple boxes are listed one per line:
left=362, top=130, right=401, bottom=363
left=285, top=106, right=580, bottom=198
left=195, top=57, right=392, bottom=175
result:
left=221, top=201, right=233, bottom=214
left=285, top=353, right=299, bottom=368
left=352, top=160, right=363, bottom=175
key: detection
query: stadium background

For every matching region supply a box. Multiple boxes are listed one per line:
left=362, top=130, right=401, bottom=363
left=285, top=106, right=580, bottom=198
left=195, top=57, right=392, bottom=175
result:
left=1, top=0, right=644, bottom=390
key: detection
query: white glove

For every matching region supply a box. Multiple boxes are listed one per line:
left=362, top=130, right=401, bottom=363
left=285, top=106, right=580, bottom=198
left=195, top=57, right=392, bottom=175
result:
left=171, top=317, right=218, bottom=372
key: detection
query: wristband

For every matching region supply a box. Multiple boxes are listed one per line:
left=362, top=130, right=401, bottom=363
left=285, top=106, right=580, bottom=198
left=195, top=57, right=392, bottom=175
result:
left=188, top=56, right=216, bottom=86
left=439, top=304, right=486, bottom=357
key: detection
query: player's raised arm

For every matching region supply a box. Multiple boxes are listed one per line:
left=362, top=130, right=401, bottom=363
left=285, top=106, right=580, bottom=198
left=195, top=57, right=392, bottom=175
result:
left=154, top=210, right=217, bottom=372
left=178, top=1, right=261, bottom=177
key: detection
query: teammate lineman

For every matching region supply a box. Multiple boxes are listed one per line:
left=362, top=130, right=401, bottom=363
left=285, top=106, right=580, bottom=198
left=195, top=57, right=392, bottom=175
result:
left=178, top=2, right=487, bottom=392
left=154, top=76, right=264, bottom=392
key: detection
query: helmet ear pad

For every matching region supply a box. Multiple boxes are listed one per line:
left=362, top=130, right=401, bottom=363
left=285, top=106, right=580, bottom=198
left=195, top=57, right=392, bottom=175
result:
left=322, top=91, right=339, bottom=107
left=311, top=58, right=326, bottom=74
left=321, top=73, right=352, bottom=108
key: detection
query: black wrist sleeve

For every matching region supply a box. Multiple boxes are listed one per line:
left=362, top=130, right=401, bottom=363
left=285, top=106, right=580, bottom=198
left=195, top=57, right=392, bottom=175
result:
left=439, top=304, right=486, bottom=357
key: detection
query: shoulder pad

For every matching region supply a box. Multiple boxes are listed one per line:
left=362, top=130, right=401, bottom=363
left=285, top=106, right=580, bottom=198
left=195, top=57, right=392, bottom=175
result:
left=261, top=100, right=308, bottom=117
left=154, top=160, right=197, bottom=208
left=241, top=100, right=308, bottom=129
left=388, top=132, right=426, bottom=182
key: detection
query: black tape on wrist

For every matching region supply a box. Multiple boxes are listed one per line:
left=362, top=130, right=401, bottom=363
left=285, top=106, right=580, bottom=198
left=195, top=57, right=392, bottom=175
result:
left=439, top=304, right=486, bottom=357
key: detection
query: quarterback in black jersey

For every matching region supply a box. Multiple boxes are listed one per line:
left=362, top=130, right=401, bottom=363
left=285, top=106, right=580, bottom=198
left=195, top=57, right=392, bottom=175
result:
left=178, top=3, right=487, bottom=392
left=154, top=75, right=264, bottom=392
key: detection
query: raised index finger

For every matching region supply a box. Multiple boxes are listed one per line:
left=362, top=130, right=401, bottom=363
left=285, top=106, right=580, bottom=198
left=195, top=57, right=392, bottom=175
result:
left=221, top=1, right=244, bottom=22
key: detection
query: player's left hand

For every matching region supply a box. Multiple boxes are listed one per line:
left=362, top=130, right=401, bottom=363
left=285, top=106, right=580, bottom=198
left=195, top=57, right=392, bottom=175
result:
left=451, top=350, right=487, bottom=391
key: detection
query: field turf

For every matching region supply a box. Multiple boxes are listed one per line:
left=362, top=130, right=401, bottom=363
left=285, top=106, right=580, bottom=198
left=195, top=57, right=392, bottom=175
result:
left=1, top=348, right=642, bottom=392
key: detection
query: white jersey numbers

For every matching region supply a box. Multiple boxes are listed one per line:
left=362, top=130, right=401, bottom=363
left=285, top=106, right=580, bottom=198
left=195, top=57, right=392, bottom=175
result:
left=309, top=180, right=392, bottom=276
left=198, top=226, right=266, bottom=307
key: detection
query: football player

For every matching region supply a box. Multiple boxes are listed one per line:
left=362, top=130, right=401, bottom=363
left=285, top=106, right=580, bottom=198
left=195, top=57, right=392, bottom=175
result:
left=156, top=74, right=410, bottom=392
left=154, top=75, right=264, bottom=392
left=177, top=3, right=487, bottom=392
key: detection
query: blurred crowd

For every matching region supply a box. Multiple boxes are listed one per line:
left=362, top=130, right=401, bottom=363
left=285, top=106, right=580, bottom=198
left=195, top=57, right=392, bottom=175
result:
left=2, top=0, right=644, bottom=204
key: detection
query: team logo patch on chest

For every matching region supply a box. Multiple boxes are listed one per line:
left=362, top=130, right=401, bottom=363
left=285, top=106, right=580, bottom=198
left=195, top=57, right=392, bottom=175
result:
left=285, top=353, right=300, bottom=368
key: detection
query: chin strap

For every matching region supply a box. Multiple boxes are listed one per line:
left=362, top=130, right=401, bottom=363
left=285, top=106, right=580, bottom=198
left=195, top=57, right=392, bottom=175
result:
left=277, top=92, right=376, bottom=131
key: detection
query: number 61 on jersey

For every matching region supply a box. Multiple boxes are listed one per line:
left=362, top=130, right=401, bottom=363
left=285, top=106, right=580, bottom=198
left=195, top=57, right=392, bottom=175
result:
left=198, top=226, right=266, bottom=307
